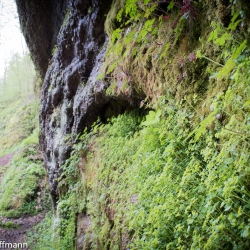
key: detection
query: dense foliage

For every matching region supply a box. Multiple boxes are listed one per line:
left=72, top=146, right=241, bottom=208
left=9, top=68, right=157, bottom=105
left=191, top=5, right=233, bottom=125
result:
left=27, top=0, right=250, bottom=249
left=31, top=62, right=250, bottom=249
left=0, top=146, right=45, bottom=217
left=84, top=72, right=250, bottom=249
left=0, top=52, right=49, bottom=219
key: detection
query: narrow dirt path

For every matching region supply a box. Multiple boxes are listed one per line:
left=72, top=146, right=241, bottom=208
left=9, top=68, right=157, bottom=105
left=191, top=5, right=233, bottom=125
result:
left=0, top=152, right=48, bottom=249
left=0, top=153, right=14, bottom=167
left=0, top=214, right=44, bottom=250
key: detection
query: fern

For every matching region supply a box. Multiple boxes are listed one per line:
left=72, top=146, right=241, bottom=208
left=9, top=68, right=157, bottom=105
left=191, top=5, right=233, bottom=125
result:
left=125, top=0, right=139, bottom=18
left=216, top=40, right=247, bottom=79
left=111, top=28, right=123, bottom=43
left=136, top=19, right=155, bottom=43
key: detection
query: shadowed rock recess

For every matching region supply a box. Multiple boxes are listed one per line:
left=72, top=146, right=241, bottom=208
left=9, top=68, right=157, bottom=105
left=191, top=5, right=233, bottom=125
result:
left=16, top=0, right=143, bottom=207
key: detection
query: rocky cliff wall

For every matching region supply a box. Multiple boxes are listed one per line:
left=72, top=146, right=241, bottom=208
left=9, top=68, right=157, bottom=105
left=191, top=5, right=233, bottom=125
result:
left=16, top=0, right=143, bottom=208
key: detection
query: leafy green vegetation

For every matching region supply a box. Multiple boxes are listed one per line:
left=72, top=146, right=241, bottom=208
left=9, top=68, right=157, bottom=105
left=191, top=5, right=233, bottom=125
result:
left=0, top=97, right=39, bottom=156
left=0, top=220, right=18, bottom=229
left=0, top=52, right=50, bottom=219
left=0, top=146, right=46, bottom=217
left=32, top=82, right=250, bottom=249
left=102, top=0, right=201, bottom=99
left=32, top=59, right=250, bottom=248
left=27, top=212, right=63, bottom=250
left=81, top=81, right=249, bottom=249
left=26, top=0, right=250, bottom=249
left=0, top=52, right=38, bottom=156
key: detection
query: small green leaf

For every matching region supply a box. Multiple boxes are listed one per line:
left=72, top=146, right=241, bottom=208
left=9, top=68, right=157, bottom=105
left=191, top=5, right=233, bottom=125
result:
left=242, top=227, right=250, bottom=238
left=167, top=0, right=175, bottom=11
left=243, top=100, right=250, bottom=108
left=214, top=32, right=231, bottom=46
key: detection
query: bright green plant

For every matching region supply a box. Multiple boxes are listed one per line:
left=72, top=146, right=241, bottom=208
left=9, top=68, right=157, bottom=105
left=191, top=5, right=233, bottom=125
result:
left=27, top=212, right=57, bottom=250
left=0, top=145, right=45, bottom=217
left=26, top=2, right=250, bottom=249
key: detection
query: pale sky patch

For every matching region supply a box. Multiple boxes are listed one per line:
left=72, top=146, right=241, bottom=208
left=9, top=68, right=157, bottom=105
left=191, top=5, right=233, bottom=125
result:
left=0, top=0, right=27, bottom=78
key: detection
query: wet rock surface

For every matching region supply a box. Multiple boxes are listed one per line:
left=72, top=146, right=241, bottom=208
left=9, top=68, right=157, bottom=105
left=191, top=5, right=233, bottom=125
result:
left=40, top=0, right=110, bottom=207
left=15, top=0, right=143, bottom=208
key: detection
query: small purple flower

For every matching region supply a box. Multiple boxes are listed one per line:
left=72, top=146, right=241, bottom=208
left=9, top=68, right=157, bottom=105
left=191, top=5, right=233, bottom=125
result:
left=188, top=52, right=196, bottom=62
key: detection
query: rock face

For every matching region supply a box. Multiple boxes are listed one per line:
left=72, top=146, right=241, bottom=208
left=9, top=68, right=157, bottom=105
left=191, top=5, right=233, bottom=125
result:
left=16, top=0, right=142, bottom=208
